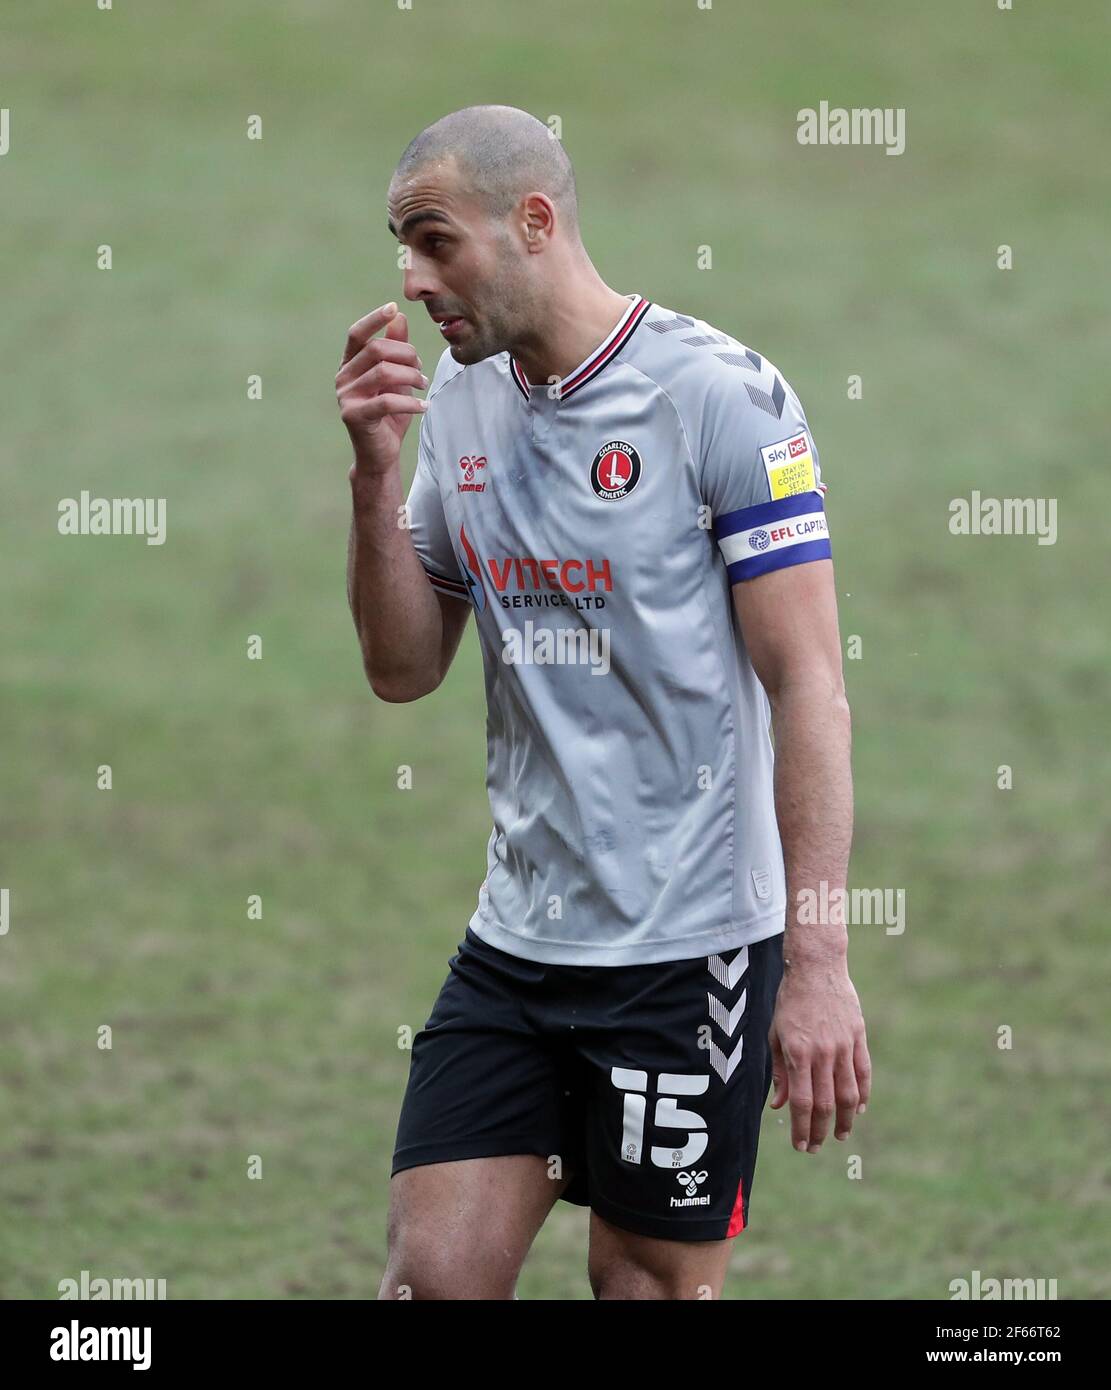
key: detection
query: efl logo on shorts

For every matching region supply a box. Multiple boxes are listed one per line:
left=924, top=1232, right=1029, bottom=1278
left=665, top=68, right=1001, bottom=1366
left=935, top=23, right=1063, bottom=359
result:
left=590, top=441, right=642, bottom=501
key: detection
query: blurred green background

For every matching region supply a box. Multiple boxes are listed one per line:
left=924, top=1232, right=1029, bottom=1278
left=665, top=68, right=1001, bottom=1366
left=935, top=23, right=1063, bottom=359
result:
left=1, top=0, right=1108, bottom=1299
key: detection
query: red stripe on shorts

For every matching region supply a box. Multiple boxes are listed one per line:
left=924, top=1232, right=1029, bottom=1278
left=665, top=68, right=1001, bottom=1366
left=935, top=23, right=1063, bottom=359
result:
left=726, top=1178, right=746, bottom=1237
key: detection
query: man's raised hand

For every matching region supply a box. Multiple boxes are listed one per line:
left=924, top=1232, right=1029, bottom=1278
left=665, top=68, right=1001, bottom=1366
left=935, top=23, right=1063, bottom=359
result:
left=336, top=303, right=429, bottom=478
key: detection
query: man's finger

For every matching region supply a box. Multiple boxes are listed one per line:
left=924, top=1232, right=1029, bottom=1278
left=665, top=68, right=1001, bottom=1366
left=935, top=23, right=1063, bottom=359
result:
left=854, top=1031, right=872, bottom=1112
left=807, top=1057, right=835, bottom=1152
left=383, top=310, right=410, bottom=344
left=355, top=393, right=428, bottom=419
left=340, top=393, right=428, bottom=430
left=336, top=336, right=423, bottom=389
left=340, top=301, right=400, bottom=367
left=379, top=314, right=415, bottom=396
left=338, top=362, right=428, bottom=400
left=788, top=1063, right=813, bottom=1152
left=833, top=1048, right=860, bottom=1141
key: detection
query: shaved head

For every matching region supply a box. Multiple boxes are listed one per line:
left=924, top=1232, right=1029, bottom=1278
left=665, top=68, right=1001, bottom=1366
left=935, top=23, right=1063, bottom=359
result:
left=393, top=104, right=580, bottom=238
left=387, top=105, right=605, bottom=367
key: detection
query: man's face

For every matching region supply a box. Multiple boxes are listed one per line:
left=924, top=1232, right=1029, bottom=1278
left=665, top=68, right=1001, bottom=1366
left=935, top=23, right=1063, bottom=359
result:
left=387, top=160, right=533, bottom=366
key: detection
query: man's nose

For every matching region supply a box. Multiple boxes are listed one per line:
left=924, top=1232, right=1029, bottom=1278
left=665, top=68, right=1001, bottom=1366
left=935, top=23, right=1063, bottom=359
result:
left=402, top=264, right=439, bottom=303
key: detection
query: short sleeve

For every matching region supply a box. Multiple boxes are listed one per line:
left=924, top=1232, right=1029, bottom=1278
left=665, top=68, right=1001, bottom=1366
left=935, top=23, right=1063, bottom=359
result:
left=700, top=367, right=831, bottom=583
left=405, top=413, right=470, bottom=603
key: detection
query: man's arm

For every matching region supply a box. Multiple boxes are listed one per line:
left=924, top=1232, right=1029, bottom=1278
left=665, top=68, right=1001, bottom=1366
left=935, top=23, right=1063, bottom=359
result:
left=346, top=475, right=469, bottom=702
left=732, top=558, right=871, bottom=1153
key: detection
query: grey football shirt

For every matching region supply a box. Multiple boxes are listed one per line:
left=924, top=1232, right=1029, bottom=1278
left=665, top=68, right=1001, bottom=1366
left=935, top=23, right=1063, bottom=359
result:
left=405, top=294, right=831, bottom=966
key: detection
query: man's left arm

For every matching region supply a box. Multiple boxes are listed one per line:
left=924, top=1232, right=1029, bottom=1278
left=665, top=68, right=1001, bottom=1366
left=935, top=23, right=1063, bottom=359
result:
left=732, top=557, right=871, bottom=1155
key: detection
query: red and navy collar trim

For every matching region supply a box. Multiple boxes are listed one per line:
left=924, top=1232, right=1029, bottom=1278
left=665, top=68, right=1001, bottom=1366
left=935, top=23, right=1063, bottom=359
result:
left=509, top=294, right=652, bottom=402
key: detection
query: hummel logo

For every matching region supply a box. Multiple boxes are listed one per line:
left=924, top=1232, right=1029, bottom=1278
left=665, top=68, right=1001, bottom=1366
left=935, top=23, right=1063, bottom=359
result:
left=676, top=1169, right=708, bottom=1198
left=707, top=947, right=748, bottom=991
left=707, top=988, right=747, bottom=1038
left=458, top=455, right=487, bottom=492
left=708, top=1037, right=744, bottom=1084
left=705, top=948, right=749, bottom=1082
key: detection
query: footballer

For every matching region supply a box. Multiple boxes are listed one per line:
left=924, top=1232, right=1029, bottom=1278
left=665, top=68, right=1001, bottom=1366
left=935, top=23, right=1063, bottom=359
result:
left=337, top=105, right=871, bottom=1301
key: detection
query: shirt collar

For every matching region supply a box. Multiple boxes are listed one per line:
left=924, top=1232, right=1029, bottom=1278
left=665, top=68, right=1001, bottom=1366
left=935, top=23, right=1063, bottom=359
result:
left=509, top=293, right=652, bottom=403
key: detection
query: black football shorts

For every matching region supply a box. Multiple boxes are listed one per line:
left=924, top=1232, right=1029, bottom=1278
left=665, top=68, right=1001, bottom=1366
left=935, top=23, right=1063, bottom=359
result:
left=391, top=927, right=784, bottom=1242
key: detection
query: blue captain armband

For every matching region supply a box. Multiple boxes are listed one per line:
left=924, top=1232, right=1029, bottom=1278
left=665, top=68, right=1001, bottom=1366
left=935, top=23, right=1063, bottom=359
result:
left=712, top=493, right=831, bottom=583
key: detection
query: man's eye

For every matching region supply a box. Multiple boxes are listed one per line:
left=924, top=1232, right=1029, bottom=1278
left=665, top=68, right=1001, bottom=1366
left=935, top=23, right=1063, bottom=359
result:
left=425, top=236, right=448, bottom=251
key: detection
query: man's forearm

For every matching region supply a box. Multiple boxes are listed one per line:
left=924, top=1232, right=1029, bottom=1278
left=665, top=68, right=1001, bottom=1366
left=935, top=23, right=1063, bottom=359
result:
left=769, top=683, right=854, bottom=967
left=348, top=471, right=444, bottom=699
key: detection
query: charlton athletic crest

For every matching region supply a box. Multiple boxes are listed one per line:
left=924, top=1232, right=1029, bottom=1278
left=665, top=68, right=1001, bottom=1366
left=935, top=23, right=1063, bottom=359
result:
left=590, top=440, right=642, bottom=501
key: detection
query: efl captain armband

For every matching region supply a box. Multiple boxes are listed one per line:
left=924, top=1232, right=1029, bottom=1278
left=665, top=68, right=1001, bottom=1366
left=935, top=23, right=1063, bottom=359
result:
left=712, top=493, right=832, bottom=583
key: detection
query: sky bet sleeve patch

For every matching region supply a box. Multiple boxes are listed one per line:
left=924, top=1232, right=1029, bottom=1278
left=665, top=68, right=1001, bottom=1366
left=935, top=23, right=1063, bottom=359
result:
left=760, top=429, right=817, bottom=499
